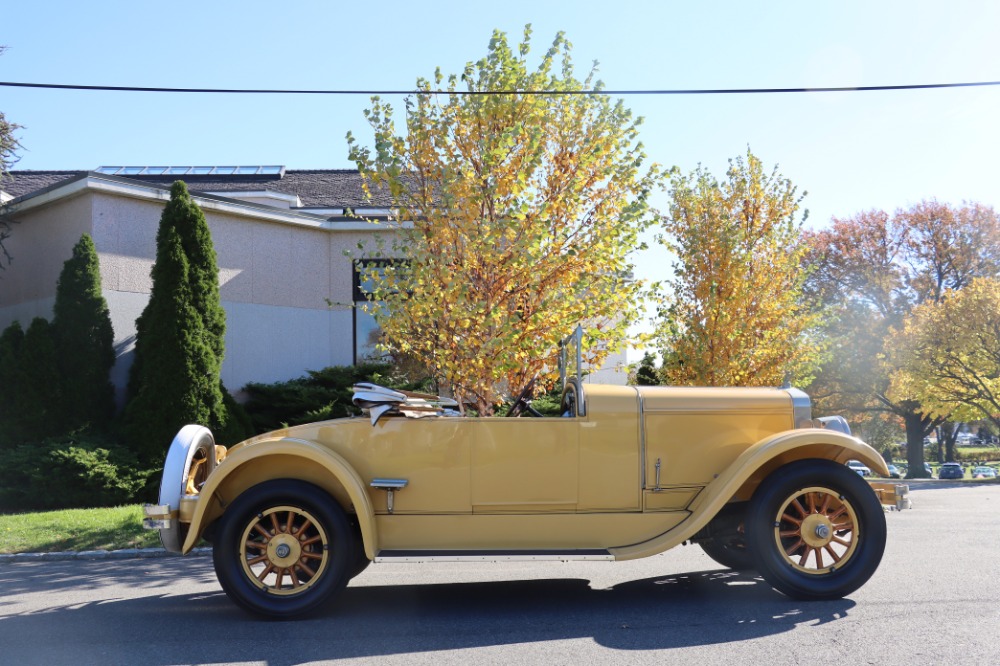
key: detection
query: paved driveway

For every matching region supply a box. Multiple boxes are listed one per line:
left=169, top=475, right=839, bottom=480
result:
left=1, top=482, right=997, bottom=665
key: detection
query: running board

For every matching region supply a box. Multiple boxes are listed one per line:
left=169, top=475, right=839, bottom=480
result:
left=374, top=549, right=615, bottom=563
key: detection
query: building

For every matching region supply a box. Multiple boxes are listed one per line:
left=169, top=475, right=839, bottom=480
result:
left=0, top=166, right=626, bottom=404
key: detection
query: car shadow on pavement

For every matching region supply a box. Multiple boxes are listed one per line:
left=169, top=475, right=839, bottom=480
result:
left=0, top=564, right=855, bottom=664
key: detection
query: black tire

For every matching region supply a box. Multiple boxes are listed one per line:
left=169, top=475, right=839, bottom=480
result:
left=745, top=459, right=886, bottom=601
left=212, top=479, right=354, bottom=618
left=699, top=535, right=754, bottom=571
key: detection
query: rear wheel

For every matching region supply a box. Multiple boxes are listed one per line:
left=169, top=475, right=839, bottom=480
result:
left=745, top=459, right=886, bottom=600
left=212, top=480, right=353, bottom=618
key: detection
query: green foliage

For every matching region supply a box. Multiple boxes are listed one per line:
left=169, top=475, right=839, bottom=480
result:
left=0, top=320, right=24, bottom=448
left=654, top=150, right=822, bottom=387
left=11, top=318, right=63, bottom=441
left=216, top=387, right=256, bottom=446
left=348, top=26, right=657, bottom=415
left=633, top=352, right=661, bottom=386
left=0, top=433, right=146, bottom=512
left=52, top=234, right=116, bottom=432
left=242, top=362, right=428, bottom=433
left=123, top=183, right=227, bottom=465
left=166, top=181, right=227, bottom=360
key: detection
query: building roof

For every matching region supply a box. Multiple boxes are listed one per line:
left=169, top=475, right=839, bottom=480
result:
left=1, top=168, right=393, bottom=209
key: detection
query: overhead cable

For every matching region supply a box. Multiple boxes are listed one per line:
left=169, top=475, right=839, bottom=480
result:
left=1, top=80, right=999, bottom=96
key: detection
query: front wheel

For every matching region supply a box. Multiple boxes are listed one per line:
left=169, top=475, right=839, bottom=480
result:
left=745, top=459, right=886, bottom=600
left=212, top=480, right=354, bottom=618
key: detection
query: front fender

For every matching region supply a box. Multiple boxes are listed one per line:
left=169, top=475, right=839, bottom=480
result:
left=611, top=429, right=887, bottom=561
left=181, top=437, right=377, bottom=558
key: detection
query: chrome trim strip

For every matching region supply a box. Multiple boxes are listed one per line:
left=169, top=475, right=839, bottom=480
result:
left=784, top=387, right=812, bottom=428
left=636, top=386, right=647, bottom=490
left=370, top=478, right=409, bottom=490
left=374, top=552, right=615, bottom=563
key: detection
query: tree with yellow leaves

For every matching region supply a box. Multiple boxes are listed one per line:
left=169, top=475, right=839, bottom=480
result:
left=653, top=150, right=823, bottom=387
left=347, top=27, right=657, bottom=415
left=890, top=277, right=1000, bottom=433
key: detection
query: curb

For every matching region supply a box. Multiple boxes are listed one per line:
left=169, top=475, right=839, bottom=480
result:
left=0, top=546, right=212, bottom=563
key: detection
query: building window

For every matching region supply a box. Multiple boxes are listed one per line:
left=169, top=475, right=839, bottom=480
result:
left=352, top=259, right=403, bottom=364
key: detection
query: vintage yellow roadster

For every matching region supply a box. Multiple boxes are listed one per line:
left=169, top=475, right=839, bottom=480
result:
left=144, top=328, right=895, bottom=618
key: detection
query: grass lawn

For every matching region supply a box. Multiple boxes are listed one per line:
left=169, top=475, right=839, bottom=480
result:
left=0, top=505, right=160, bottom=554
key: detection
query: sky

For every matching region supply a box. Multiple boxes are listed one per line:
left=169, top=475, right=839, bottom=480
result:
left=3, top=0, right=999, bottom=351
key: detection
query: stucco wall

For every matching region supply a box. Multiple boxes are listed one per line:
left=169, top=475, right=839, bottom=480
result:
left=0, top=193, right=94, bottom=309
left=2, top=188, right=394, bottom=405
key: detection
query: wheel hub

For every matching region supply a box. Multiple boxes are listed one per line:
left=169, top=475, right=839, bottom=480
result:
left=800, top=514, right=834, bottom=548
left=267, top=536, right=301, bottom=566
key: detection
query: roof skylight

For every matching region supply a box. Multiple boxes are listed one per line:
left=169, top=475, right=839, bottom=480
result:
left=95, top=166, right=285, bottom=176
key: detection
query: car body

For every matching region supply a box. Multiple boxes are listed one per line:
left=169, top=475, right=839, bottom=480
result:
left=847, top=460, right=872, bottom=477
left=971, top=466, right=997, bottom=479
left=144, top=328, right=894, bottom=618
left=938, top=462, right=965, bottom=480
left=886, top=464, right=901, bottom=479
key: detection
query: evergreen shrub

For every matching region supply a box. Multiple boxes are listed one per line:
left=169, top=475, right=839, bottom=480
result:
left=0, top=433, right=146, bottom=511
left=52, top=234, right=116, bottom=431
left=242, top=362, right=431, bottom=434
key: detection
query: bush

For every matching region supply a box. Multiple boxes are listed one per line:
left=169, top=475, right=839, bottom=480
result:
left=242, top=362, right=431, bottom=434
left=0, top=433, right=147, bottom=512
left=215, top=388, right=256, bottom=446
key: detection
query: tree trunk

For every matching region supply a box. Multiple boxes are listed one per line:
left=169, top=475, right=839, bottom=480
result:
left=904, top=411, right=930, bottom=478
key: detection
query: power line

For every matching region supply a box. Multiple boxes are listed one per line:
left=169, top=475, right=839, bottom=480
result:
left=2, top=80, right=1000, bottom=96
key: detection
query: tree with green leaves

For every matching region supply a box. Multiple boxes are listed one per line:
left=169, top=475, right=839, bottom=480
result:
left=11, top=318, right=63, bottom=442
left=123, top=182, right=228, bottom=465
left=633, top=352, right=661, bottom=386
left=348, top=26, right=657, bottom=414
left=0, top=321, right=25, bottom=447
left=654, top=150, right=823, bottom=387
left=52, top=234, right=116, bottom=432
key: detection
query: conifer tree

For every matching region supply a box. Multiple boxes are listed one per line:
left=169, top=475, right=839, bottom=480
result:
left=123, top=184, right=226, bottom=465
left=0, top=321, right=24, bottom=447
left=12, top=318, right=63, bottom=441
left=168, top=181, right=226, bottom=359
left=53, top=234, right=116, bottom=431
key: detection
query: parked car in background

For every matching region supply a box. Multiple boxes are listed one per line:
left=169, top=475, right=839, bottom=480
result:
left=937, top=462, right=965, bottom=480
left=971, top=466, right=997, bottom=479
left=143, top=327, right=897, bottom=618
left=925, top=462, right=934, bottom=477
left=886, top=464, right=901, bottom=479
left=847, top=460, right=872, bottom=477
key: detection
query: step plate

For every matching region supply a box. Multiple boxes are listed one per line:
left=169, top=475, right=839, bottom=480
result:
left=374, top=549, right=615, bottom=563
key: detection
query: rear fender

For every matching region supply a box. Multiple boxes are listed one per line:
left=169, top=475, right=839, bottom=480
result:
left=611, top=429, right=887, bottom=561
left=181, top=438, right=377, bottom=558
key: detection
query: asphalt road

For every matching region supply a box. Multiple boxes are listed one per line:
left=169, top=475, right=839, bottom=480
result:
left=1, top=482, right=997, bottom=666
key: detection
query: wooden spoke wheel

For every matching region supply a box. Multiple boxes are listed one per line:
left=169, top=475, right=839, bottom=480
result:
left=746, top=460, right=886, bottom=601
left=772, top=487, right=859, bottom=575
left=239, top=506, right=330, bottom=596
left=213, top=480, right=353, bottom=618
